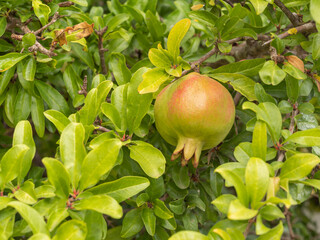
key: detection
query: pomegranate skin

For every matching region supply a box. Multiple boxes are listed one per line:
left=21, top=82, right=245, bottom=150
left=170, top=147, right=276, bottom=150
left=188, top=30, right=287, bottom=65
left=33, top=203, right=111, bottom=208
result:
left=154, top=72, right=235, bottom=167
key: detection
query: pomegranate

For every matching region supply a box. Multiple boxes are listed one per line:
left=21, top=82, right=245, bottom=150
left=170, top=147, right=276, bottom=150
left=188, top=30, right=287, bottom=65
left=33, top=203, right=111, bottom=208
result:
left=154, top=72, right=235, bottom=168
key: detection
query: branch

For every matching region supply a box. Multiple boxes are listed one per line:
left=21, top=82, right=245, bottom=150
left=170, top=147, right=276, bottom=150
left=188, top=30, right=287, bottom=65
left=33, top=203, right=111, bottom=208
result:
left=273, top=0, right=301, bottom=26
left=284, top=207, right=296, bottom=239
left=263, top=22, right=316, bottom=46
left=78, top=75, right=88, bottom=96
left=34, top=12, right=60, bottom=35
left=276, top=103, right=299, bottom=164
left=95, top=26, right=109, bottom=75
left=181, top=37, right=241, bottom=77
left=244, top=217, right=256, bottom=238
left=58, top=1, right=75, bottom=7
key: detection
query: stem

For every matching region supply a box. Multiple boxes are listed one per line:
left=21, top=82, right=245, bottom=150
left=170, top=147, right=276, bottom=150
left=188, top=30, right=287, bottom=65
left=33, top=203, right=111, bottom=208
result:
left=34, top=12, right=61, bottom=35
left=95, top=26, right=109, bottom=75
left=263, top=22, right=316, bottom=46
left=273, top=0, right=301, bottom=26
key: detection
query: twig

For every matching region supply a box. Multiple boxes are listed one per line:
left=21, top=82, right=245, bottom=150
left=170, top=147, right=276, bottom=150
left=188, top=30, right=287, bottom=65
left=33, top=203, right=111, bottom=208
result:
left=34, top=12, right=60, bottom=35
left=58, top=1, right=75, bottom=7
left=276, top=103, right=298, bottom=165
left=284, top=207, right=296, bottom=239
left=224, top=0, right=234, bottom=7
left=181, top=37, right=241, bottom=77
left=270, top=46, right=285, bottom=63
left=233, top=92, right=242, bottom=106
left=274, top=0, right=301, bottom=26
left=95, top=26, right=109, bottom=75
left=263, top=22, right=316, bottom=46
left=95, top=126, right=112, bottom=132
left=244, top=217, right=256, bottom=238
left=78, top=75, right=88, bottom=96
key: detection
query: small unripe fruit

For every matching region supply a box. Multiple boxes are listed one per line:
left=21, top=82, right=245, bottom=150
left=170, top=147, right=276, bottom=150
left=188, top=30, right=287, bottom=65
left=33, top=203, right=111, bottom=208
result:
left=154, top=72, right=235, bottom=167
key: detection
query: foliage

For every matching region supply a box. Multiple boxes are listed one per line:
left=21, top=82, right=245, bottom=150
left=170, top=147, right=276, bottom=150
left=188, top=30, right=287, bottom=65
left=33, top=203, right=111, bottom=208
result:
left=0, top=0, right=320, bottom=239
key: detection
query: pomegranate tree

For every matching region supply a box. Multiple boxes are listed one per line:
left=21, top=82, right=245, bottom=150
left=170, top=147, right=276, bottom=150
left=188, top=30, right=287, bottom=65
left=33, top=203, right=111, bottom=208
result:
left=154, top=72, right=235, bottom=167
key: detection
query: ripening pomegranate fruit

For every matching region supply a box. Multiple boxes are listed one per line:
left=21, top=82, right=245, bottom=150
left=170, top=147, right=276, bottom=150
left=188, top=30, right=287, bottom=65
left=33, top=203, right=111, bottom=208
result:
left=154, top=72, right=235, bottom=168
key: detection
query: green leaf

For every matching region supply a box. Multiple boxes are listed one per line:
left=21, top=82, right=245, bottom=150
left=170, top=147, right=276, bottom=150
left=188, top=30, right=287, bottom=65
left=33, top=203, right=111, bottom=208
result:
left=148, top=48, right=172, bottom=68
left=4, top=83, right=17, bottom=125
left=71, top=43, right=95, bottom=70
left=34, top=185, right=55, bottom=199
left=254, top=83, right=276, bottom=104
left=142, top=208, right=156, bottom=236
left=169, top=231, right=209, bottom=240
left=212, top=228, right=231, bottom=240
left=259, top=61, right=286, bottom=85
left=210, top=59, right=265, bottom=77
left=101, top=102, right=122, bottom=130
left=42, top=157, right=71, bottom=199
left=14, top=181, right=37, bottom=205
left=285, top=75, right=299, bottom=103
left=256, top=221, right=283, bottom=240
left=271, top=35, right=285, bottom=54
left=79, top=139, right=122, bottom=190
left=47, top=208, right=69, bottom=232
left=83, top=210, right=107, bottom=240
left=22, top=33, right=36, bottom=47
left=128, top=141, right=166, bottom=178
left=255, top=214, right=271, bottom=235
left=14, top=88, right=32, bottom=125
left=249, top=0, right=268, bottom=15
left=228, top=199, right=258, bottom=220
left=283, top=63, right=307, bottom=80
left=243, top=102, right=282, bottom=143
left=252, top=121, right=267, bottom=160
left=74, top=195, right=123, bottom=219
left=215, top=166, right=248, bottom=206
left=0, top=17, right=7, bottom=37
left=145, top=10, right=164, bottom=41
left=111, top=84, right=128, bottom=131
left=310, top=0, right=320, bottom=25
left=188, top=10, right=218, bottom=27
left=52, top=220, right=87, bottom=240
left=8, top=201, right=49, bottom=235
left=22, top=57, right=36, bottom=81
left=0, top=66, right=15, bottom=96
left=120, top=209, right=144, bottom=238
left=105, top=13, right=130, bottom=34
left=32, top=0, right=51, bottom=25
left=35, top=81, right=70, bottom=116
left=87, top=176, right=150, bottom=202
left=63, top=65, right=85, bottom=107
left=60, top=123, right=86, bottom=189
left=70, top=0, right=88, bottom=7
left=28, top=233, right=51, bottom=240
left=109, top=53, right=131, bottom=86
left=0, top=144, right=29, bottom=189
left=138, top=67, right=171, bottom=94
left=12, top=120, right=35, bottom=182
left=211, top=194, right=237, bottom=214
left=280, top=153, right=320, bottom=180
left=44, top=110, right=71, bottom=133
left=0, top=39, right=13, bottom=52
left=260, top=205, right=285, bottom=221
left=127, top=68, right=154, bottom=133
left=312, top=33, right=320, bottom=59
left=284, top=128, right=320, bottom=146
left=154, top=199, right=174, bottom=220
left=210, top=73, right=257, bottom=101
left=218, top=42, right=232, bottom=53
left=245, top=157, right=269, bottom=209
left=31, top=96, right=45, bottom=137
left=171, top=165, right=190, bottom=189
left=167, top=18, right=191, bottom=64
left=0, top=208, right=15, bottom=239
left=0, top=53, right=30, bottom=72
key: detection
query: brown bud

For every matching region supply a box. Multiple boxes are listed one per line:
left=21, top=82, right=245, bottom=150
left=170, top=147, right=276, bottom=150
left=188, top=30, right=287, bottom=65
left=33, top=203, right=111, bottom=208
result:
left=286, top=55, right=304, bottom=72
